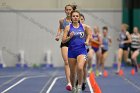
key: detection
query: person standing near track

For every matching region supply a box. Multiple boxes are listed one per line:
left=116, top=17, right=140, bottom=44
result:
left=90, top=26, right=102, bottom=76
left=100, top=26, right=112, bottom=75
left=55, top=4, right=77, bottom=91
left=130, top=27, right=140, bottom=72
left=62, top=10, right=91, bottom=93
left=116, top=24, right=131, bottom=74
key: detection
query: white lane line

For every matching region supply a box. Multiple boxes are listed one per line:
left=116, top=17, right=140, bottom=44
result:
left=0, top=73, right=49, bottom=78
left=87, top=77, right=94, bottom=93
left=27, top=75, right=49, bottom=79
left=110, top=69, right=140, bottom=91
left=46, top=76, right=65, bottom=93
left=0, top=75, right=19, bottom=78
left=0, top=71, right=27, bottom=88
left=39, top=71, right=58, bottom=93
left=123, top=77, right=140, bottom=91
left=1, top=77, right=27, bottom=93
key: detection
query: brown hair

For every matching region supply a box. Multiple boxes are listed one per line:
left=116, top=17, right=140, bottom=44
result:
left=80, top=13, right=85, bottom=20
left=70, top=10, right=81, bottom=23
left=65, top=4, right=77, bottom=11
left=102, top=26, right=108, bottom=31
left=70, top=10, right=80, bottom=18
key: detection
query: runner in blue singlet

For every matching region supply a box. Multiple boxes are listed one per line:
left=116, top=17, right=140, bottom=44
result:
left=62, top=10, right=91, bottom=93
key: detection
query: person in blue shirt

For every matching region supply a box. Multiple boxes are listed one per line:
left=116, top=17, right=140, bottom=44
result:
left=75, top=13, right=93, bottom=91
left=55, top=4, right=77, bottom=91
left=62, top=10, right=91, bottom=93
left=100, top=26, right=112, bottom=75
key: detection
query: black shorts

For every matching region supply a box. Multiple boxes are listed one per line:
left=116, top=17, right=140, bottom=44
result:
left=119, top=47, right=129, bottom=51
left=87, top=48, right=89, bottom=53
left=101, top=48, right=108, bottom=54
left=131, top=48, right=139, bottom=52
left=60, top=41, right=69, bottom=48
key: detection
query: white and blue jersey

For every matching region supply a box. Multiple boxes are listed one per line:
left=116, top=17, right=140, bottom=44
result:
left=68, top=23, right=87, bottom=58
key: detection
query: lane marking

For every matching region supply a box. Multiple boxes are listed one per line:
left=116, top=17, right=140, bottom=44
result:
left=87, top=77, right=94, bottom=93
left=27, top=75, right=49, bottom=79
left=1, top=77, right=27, bottom=93
left=39, top=71, right=59, bottom=93
left=46, top=76, right=65, bottom=93
left=0, top=71, right=27, bottom=88
left=0, top=75, right=20, bottom=78
left=46, top=77, right=94, bottom=93
left=0, top=73, right=50, bottom=78
left=110, top=69, right=140, bottom=91
left=0, top=75, right=56, bottom=93
left=0, top=71, right=57, bottom=93
left=123, top=77, right=140, bottom=91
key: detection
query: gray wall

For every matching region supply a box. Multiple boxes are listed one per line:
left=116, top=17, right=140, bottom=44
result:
left=0, top=9, right=122, bottom=67
left=0, top=0, right=122, bottom=9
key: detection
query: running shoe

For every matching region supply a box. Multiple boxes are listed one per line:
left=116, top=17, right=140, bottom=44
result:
left=66, top=83, right=72, bottom=91
left=88, top=67, right=93, bottom=73
left=76, top=80, right=78, bottom=87
left=71, top=87, right=76, bottom=93
left=134, top=65, right=138, bottom=72
left=99, top=72, right=103, bottom=76
left=115, top=70, right=120, bottom=75
left=76, top=87, right=82, bottom=93
left=82, top=83, right=86, bottom=91
left=95, top=70, right=99, bottom=77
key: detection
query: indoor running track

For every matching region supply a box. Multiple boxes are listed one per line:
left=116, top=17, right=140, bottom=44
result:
left=0, top=67, right=140, bottom=93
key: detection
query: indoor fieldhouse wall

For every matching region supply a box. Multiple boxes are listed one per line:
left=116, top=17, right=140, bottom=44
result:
left=0, top=0, right=122, bottom=10
left=0, top=10, right=122, bottom=67
left=0, top=0, right=122, bottom=67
